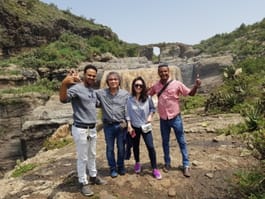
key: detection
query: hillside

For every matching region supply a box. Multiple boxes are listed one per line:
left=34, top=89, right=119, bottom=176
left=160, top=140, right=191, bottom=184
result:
left=0, top=0, right=137, bottom=57
left=0, top=1, right=264, bottom=198
left=194, top=18, right=265, bottom=59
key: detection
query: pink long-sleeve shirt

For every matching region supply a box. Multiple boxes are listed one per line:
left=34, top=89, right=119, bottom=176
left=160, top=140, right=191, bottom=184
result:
left=149, top=79, right=191, bottom=120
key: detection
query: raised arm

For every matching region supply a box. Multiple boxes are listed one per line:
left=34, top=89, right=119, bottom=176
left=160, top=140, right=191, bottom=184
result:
left=59, top=70, right=81, bottom=103
left=189, top=74, right=201, bottom=96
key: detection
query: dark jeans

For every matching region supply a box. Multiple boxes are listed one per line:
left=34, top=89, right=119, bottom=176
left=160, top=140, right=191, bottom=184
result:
left=160, top=114, right=189, bottom=167
left=103, top=123, right=126, bottom=171
left=131, top=126, right=157, bottom=169
left=125, top=133, right=132, bottom=160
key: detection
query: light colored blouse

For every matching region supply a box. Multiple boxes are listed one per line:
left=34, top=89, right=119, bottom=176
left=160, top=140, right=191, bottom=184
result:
left=126, top=95, right=155, bottom=128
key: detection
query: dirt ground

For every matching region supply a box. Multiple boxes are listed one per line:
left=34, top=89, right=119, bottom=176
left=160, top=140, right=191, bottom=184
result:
left=1, top=113, right=259, bottom=199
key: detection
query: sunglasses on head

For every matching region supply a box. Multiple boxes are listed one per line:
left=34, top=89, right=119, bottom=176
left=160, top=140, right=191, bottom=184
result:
left=134, top=84, right=143, bottom=88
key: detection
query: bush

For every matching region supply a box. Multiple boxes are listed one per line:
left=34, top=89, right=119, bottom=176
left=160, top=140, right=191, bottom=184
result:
left=43, top=137, right=73, bottom=150
left=11, top=163, right=37, bottom=177
left=231, top=164, right=265, bottom=199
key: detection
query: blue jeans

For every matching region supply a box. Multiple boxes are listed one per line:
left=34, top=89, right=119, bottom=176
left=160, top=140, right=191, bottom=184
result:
left=131, top=126, right=157, bottom=169
left=103, top=123, right=126, bottom=171
left=160, top=114, right=189, bottom=167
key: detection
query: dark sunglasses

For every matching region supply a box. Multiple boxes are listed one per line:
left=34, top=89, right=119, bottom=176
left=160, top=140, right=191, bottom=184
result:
left=134, top=84, right=143, bottom=88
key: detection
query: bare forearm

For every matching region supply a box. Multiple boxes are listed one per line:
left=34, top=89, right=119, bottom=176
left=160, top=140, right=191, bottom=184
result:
left=189, top=85, right=199, bottom=96
left=59, top=83, right=68, bottom=103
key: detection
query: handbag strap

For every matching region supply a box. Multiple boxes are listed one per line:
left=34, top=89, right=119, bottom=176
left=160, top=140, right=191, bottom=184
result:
left=157, top=80, right=173, bottom=98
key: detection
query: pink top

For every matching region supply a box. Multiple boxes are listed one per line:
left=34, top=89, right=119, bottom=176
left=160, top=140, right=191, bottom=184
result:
left=149, top=79, right=190, bottom=120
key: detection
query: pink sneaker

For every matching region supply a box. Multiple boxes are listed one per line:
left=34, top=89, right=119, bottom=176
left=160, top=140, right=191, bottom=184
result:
left=134, top=162, right=141, bottom=173
left=153, top=169, right=162, bottom=180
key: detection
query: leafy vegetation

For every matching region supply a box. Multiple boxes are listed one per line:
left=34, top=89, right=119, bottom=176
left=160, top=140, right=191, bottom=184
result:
left=205, top=57, right=265, bottom=199
left=1, top=33, right=139, bottom=70
left=230, top=164, right=265, bottom=199
left=194, top=18, right=265, bottom=59
left=200, top=28, right=265, bottom=197
left=11, top=162, right=37, bottom=177
left=1, top=0, right=110, bottom=33
left=43, top=137, right=73, bottom=150
left=0, top=78, right=59, bottom=95
left=181, top=94, right=206, bottom=114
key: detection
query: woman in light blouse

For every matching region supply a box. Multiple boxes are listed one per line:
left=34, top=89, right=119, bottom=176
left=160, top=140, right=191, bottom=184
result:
left=126, top=76, right=162, bottom=180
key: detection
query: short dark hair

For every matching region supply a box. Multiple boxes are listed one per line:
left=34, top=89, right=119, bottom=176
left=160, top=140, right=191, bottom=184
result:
left=158, top=63, right=169, bottom=68
left=84, top=64, right=97, bottom=73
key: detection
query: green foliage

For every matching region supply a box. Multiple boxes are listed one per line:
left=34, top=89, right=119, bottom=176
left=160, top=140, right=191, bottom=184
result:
left=207, top=59, right=265, bottom=199
left=1, top=0, right=105, bottom=31
left=0, top=1, right=140, bottom=68
left=181, top=94, right=206, bottom=114
left=0, top=78, right=59, bottom=95
left=1, top=32, right=140, bottom=70
left=250, top=130, right=265, bottom=160
left=11, top=163, right=37, bottom=177
left=205, top=57, right=265, bottom=114
left=43, top=138, right=73, bottom=150
left=87, top=35, right=139, bottom=57
left=217, top=123, right=248, bottom=136
left=17, top=33, right=90, bottom=69
left=244, top=103, right=265, bottom=131
left=194, top=18, right=265, bottom=58
left=231, top=164, right=265, bottom=199
left=0, top=68, right=21, bottom=75
left=237, top=57, right=265, bottom=74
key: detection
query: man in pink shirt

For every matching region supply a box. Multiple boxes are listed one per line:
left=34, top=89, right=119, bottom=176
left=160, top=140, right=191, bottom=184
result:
left=148, top=63, right=201, bottom=177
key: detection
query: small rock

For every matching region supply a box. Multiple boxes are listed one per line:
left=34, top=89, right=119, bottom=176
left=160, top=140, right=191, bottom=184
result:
left=192, top=160, right=201, bottom=166
left=168, top=187, right=177, bottom=197
left=205, top=172, right=214, bottom=178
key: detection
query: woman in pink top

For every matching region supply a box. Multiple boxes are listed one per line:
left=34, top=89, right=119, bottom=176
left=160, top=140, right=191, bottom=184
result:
left=148, top=63, right=201, bottom=177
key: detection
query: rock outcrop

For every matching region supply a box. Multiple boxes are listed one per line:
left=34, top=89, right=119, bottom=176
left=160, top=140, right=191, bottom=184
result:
left=0, top=0, right=117, bottom=56
left=0, top=52, right=234, bottom=177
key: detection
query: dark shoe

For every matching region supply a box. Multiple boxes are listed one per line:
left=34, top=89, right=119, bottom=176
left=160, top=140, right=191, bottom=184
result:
left=81, top=184, right=94, bottom=196
left=110, top=169, right=118, bottom=178
left=89, top=176, right=107, bottom=185
left=163, top=164, right=171, bottom=173
left=118, top=167, right=126, bottom=175
left=183, top=166, right=191, bottom=177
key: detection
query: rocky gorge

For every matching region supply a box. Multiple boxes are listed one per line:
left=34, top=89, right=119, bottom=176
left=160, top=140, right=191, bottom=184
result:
left=0, top=43, right=234, bottom=178
left=2, top=33, right=263, bottom=199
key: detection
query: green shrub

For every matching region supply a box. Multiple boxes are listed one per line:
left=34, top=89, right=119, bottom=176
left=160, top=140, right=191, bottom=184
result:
left=231, top=164, right=265, bottom=199
left=249, top=130, right=265, bottom=160
left=0, top=78, right=59, bottom=95
left=43, top=138, right=73, bottom=150
left=11, top=163, right=37, bottom=177
left=181, top=94, right=206, bottom=113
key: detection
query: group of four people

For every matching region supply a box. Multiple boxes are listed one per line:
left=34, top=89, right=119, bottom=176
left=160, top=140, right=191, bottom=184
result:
left=59, top=63, right=201, bottom=196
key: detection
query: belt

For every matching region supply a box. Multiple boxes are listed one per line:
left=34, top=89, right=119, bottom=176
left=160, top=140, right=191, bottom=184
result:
left=103, top=120, right=120, bottom=125
left=73, top=123, right=95, bottom=129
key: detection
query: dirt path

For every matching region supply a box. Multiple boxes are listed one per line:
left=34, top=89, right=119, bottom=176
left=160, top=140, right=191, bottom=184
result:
left=0, top=113, right=259, bottom=199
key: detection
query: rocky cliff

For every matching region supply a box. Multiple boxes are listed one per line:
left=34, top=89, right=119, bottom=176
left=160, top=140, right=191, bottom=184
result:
left=0, top=53, right=233, bottom=177
left=0, top=0, right=235, bottom=180
left=0, top=0, right=118, bottom=56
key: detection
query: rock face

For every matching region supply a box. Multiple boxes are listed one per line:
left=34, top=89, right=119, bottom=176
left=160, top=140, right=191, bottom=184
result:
left=0, top=93, right=49, bottom=175
left=0, top=0, right=117, bottom=56
left=0, top=50, right=234, bottom=177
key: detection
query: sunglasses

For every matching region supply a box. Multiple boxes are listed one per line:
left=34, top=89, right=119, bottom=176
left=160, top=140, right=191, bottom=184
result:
left=134, top=84, right=143, bottom=88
